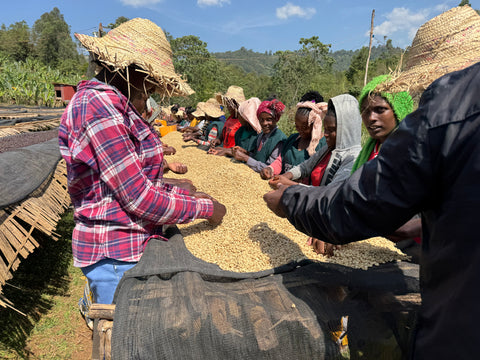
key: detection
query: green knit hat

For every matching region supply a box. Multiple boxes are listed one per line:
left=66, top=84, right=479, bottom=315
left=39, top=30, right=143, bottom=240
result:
left=359, top=74, right=413, bottom=122
left=351, top=75, right=414, bottom=174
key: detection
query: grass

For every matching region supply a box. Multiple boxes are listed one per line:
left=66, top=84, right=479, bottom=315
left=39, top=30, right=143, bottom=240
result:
left=0, top=210, right=91, bottom=359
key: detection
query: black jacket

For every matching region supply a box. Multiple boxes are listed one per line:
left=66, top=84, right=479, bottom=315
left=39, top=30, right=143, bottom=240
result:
left=281, top=61, right=480, bottom=360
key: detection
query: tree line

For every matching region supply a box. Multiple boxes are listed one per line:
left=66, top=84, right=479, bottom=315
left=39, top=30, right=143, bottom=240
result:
left=0, top=7, right=407, bottom=109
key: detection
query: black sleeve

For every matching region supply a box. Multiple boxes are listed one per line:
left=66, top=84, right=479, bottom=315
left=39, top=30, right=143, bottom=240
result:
left=281, top=107, right=435, bottom=245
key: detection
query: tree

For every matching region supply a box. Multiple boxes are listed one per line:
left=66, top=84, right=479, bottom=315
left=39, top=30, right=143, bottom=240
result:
left=0, top=21, right=33, bottom=61
left=299, top=36, right=333, bottom=70
left=107, top=16, right=130, bottom=30
left=32, top=7, right=80, bottom=67
left=271, top=37, right=334, bottom=105
left=169, top=35, right=220, bottom=103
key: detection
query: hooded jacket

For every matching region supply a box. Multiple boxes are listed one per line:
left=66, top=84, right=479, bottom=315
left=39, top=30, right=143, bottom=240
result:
left=288, top=94, right=362, bottom=185
left=280, top=61, right=480, bottom=359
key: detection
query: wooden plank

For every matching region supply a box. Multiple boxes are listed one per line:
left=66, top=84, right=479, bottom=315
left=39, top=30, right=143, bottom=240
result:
left=0, top=228, right=17, bottom=265
left=89, top=304, right=116, bottom=320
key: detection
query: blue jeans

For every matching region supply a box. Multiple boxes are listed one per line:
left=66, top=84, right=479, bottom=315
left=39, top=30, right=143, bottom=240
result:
left=81, top=259, right=137, bottom=304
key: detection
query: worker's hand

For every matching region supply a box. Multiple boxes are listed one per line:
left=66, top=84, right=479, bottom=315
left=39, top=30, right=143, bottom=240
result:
left=232, top=149, right=249, bottom=163
left=170, top=179, right=196, bottom=194
left=208, top=201, right=226, bottom=226
left=263, top=185, right=288, bottom=218
left=260, top=167, right=274, bottom=180
left=207, top=148, right=219, bottom=155
left=182, top=135, right=193, bottom=142
left=386, top=218, right=422, bottom=243
left=268, top=174, right=296, bottom=190
left=167, top=162, right=188, bottom=174
left=233, top=146, right=247, bottom=154
left=306, top=237, right=340, bottom=256
left=163, top=146, right=176, bottom=155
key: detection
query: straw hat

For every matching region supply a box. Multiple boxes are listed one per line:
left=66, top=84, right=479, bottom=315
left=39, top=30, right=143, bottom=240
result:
left=198, top=98, right=225, bottom=118
left=75, top=18, right=194, bottom=97
left=379, top=6, right=480, bottom=96
left=215, top=85, right=246, bottom=108
left=192, top=104, right=205, bottom=118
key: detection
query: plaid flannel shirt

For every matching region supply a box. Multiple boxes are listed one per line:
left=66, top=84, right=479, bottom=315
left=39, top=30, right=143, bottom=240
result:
left=59, top=80, right=213, bottom=267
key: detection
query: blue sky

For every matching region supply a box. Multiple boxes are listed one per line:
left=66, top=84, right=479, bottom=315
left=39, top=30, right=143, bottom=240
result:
left=1, top=0, right=478, bottom=53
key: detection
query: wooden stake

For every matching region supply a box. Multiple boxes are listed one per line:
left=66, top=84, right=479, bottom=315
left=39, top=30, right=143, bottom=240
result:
left=364, top=9, right=375, bottom=86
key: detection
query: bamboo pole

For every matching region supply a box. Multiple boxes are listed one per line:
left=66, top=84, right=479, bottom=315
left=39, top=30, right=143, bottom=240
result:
left=364, top=9, right=375, bottom=86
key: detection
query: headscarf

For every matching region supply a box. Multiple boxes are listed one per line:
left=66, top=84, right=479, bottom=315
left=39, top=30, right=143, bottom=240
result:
left=256, top=99, right=286, bottom=122
left=358, top=75, right=413, bottom=122
left=238, top=97, right=262, bottom=133
left=352, top=74, right=414, bottom=172
left=296, top=101, right=328, bottom=156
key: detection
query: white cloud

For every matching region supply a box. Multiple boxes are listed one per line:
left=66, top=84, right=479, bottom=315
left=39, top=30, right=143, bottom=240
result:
left=367, top=7, right=436, bottom=47
left=120, top=0, right=162, bottom=7
left=276, top=3, right=316, bottom=20
left=197, top=0, right=230, bottom=7
left=372, top=8, right=427, bottom=37
left=434, top=3, right=450, bottom=13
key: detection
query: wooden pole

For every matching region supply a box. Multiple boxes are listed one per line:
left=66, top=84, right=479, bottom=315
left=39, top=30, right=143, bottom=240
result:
left=364, top=9, right=375, bottom=86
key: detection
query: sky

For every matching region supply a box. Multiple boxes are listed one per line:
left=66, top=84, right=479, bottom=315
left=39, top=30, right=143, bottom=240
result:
left=1, top=0, right=478, bottom=54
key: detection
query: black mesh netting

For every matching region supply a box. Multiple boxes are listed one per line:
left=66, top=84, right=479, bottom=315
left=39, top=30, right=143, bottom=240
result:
left=112, top=226, right=419, bottom=360
left=0, top=132, right=61, bottom=208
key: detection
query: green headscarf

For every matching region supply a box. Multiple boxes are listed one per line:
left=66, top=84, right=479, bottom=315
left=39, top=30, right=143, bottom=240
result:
left=351, top=75, right=413, bottom=172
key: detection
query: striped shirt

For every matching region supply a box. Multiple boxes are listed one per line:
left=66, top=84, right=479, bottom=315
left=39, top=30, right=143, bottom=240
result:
left=59, top=80, right=213, bottom=267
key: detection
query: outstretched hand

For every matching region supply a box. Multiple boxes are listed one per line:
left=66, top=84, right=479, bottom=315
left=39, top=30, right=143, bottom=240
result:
left=268, top=174, right=297, bottom=190
left=167, top=162, right=188, bottom=174
left=260, top=167, right=274, bottom=180
left=263, top=185, right=288, bottom=218
left=208, top=201, right=227, bottom=226
left=232, top=147, right=249, bottom=163
left=163, top=145, right=176, bottom=155
left=306, top=237, right=341, bottom=256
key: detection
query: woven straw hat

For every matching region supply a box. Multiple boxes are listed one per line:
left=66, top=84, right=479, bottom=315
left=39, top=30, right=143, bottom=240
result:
left=379, top=6, right=480, bottom=96
left=75, top=18, right=194, bottom=97
left=198, top=98, right=225, bottom=118
left=192, top=103, right=205, bottom=118
left=215, top=85, right=246, bottom=108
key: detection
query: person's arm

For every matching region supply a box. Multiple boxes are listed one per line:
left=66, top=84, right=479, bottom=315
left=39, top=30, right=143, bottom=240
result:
left=82, top=100, right=215, bottom=226
left=386, top=217, right=422, bottom=243
left=246, top=141, right=283, bottom=173
left=261, top=154, right=282, bottom=179
left=265, top=106, right=433, bottom=244
left=193, top=126, right=218, bottom=147
left=326, top=147, right=361, bottom=185
left=289, top=145, right=330, bottom=180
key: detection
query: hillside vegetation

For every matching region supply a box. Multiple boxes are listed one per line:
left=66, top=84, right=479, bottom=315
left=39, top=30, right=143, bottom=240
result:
left=213, top=43, right=404, bottom=75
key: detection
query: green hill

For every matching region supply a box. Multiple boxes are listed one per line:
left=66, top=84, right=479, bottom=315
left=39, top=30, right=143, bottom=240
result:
left=214, top=44, right=405, bottom=75
left=213, top=47, right=278, bottom=76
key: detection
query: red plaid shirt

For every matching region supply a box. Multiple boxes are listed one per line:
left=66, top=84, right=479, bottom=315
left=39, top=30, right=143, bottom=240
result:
left=59, top=80, right=213, bottom=267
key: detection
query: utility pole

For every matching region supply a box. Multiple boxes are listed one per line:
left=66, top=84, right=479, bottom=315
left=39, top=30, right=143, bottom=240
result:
left=364, top=9, right=375, bottom=86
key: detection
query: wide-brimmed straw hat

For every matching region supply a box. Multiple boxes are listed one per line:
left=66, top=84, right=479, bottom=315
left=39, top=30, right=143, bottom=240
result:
left=192, top=103, right=205, bottom=118
left=75, top=18, right=194, bottom=97
left=198, top=98, right=225, bottom=118
left=379, top=6, right=480, bottom=96
left=215, top=85, right=246, bottom=108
